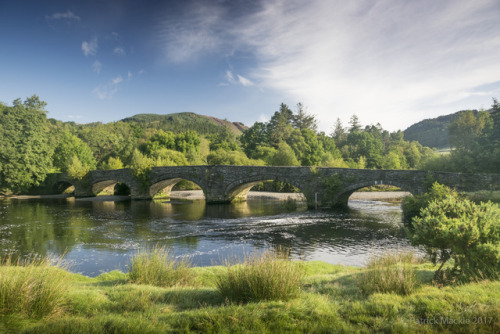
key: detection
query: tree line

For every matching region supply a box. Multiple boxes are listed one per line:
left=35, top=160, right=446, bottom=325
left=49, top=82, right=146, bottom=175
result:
left=1, top=95, right=498, bottom=194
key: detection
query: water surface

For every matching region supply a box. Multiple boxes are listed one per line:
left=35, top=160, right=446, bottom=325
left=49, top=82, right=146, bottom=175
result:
left=0, top=194, right=415, bottom=276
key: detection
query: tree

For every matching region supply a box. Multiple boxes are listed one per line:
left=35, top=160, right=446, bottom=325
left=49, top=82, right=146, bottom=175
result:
left=270, top=142, right=300, bottom=166
left=101, top=156, right=124, bottom=170
left=0, top=96, right=53, bottom=193
left=292, top=103, right=317, bottom=131
left=348, top=114, right=362, bottom=133
left=53, top=131, right=96, bottom=172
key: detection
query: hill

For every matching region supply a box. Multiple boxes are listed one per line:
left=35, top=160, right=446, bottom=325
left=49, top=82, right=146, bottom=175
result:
left=121, top=112, right=247, bottom=136
left=403, top=110, right=480, bottom=149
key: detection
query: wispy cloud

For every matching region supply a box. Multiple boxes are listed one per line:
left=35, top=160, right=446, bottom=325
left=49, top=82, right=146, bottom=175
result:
left=159, top=0, right=500, bottom=130
left=82, top=37, right=98, bottom=56
left=93, top=75, right=124, bottom=99
left=92, top=60, right=102, bottom=74
left=113, top=47, right=126, bottom=56
left=46, top=10, right=80, bottom=22
left=225, top=70, right=254, bottom=87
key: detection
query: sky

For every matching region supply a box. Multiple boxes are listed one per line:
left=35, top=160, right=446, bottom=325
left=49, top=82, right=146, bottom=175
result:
left=1, top=0, right=499, bottom=132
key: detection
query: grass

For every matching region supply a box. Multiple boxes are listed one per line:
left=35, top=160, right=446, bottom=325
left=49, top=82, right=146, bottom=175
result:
left=357, top=251, right=422, bottom=296
left=1, top=251, right=499, bottom=333
left=215, top=249, right=304, bottom=303
left=128, top=245, right=194, bottom=287
left=467, top=190, right=500, bottom=204
left=0, top=255, right=69, bottom=319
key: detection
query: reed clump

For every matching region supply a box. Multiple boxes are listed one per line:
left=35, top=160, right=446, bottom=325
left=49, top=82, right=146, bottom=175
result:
left=216, top=249, right=304, bottom=303
left=357, top=251, right=421, bottom=296
left=0, top=255, right=69, bottom=318
left=127, top=245, right=193, bottom=287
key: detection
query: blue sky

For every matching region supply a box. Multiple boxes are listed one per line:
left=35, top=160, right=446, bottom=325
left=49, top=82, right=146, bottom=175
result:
left=1, top=0, right=499, bottom=132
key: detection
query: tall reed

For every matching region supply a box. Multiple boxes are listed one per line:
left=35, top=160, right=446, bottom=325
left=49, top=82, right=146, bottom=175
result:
left=357, top=251, right=421, bottom=295
left=216, top=249, right=304, bottom=303
left=0, top=254, right=69, bottom=318
left=127, top=245, right=193, bottom=287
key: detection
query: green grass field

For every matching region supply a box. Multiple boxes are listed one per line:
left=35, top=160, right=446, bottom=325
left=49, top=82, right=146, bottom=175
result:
left=1, top=255, right=499, bottom=333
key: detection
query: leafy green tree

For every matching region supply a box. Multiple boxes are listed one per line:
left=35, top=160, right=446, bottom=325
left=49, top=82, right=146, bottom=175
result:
left=150, top=149, right=189, bottom=166
left=66, top=156, right=89, bottom=180
left=207, top=149, right=264, bottom=166
left=0, top=96, right=53, bottom=193
left=101, top=156, right=124, bottom=170
left=271, top=142, right=300, bottom=166
left=208, top=130, right=241, bottom=151
left=348, top=114, right=362, bottom=133
left=300, top=129, right=324, bottom=166
left=240, top=122, right=268, bottom=158
left=174, top=130, right=200, bottom=153
left=53, top=131, right=96, bottom=172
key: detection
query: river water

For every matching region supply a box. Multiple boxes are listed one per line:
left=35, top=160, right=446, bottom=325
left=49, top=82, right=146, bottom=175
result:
left=0, top=193, right=416, bottom=276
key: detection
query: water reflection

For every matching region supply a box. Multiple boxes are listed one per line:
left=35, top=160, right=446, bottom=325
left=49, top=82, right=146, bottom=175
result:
left=0, top=196, right=414, bottom=276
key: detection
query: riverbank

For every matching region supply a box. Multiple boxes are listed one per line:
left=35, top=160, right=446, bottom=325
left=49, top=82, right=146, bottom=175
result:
left=1, top=260, right=498, bottom=333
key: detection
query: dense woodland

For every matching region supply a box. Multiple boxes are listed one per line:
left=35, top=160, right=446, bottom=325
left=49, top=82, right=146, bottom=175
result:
left=0, top=96, right=498, bottom=194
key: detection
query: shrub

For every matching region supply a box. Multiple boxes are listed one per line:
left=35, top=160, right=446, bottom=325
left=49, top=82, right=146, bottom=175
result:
left=357, top=251, right=421, bottom=295
left=128, top=245, right=193, bottom=287
left=401, top=182, right=458, bottom=222
left=215, top=249, right=304, bottom=303
left=411, top=195, right=500, bottom=283
left=0, top=255, right=69, bottom=318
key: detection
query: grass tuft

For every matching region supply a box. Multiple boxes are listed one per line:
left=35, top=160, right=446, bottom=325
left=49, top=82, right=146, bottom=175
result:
left=127, top=245, right=194, bottom=287
left=357, top=251, right=421, bottom=296
left=216, top=249, right=304, bottom=303
left=0, top=254, right=70, bottom=318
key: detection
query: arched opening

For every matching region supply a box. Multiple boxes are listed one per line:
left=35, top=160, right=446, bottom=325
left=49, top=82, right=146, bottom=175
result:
left=92, top=180, right=131, bottom=196
left=150, top=178, right=205, bottom=200
left=52, top=181, right=75, bottom=195
left=226, top=179, right=306, bottom=204
left=336, top=181, right=412, bottom=207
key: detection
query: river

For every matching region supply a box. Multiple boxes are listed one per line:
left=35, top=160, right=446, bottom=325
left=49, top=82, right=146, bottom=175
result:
left=0, top=191, right=416, bottom=276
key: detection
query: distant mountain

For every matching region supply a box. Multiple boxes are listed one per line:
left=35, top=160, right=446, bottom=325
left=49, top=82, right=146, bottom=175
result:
left=403, top=110, right=480, bottom=149
left=121, top=112, right=247, bottom=136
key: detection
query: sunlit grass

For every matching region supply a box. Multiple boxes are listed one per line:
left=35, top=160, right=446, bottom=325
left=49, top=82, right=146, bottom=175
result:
left=0, top=254, right=70, bottom=318
left=357, top=251, right=422, bottom=295
left=127, top=245, right=194, bottom=287
left=215, top=249, right=304, bottom=303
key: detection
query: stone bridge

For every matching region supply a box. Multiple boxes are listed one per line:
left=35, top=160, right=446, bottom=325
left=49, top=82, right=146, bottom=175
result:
left=41, top=166, right=500, bottom=208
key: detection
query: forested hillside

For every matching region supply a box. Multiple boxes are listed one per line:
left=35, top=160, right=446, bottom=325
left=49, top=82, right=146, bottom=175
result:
left=121, top=112, right=246, bottom=136
left=403, top=110, right=480, bottom=149
left=4, top=95, right=497, bottom=195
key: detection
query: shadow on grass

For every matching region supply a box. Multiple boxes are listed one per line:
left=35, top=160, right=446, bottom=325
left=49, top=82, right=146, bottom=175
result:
left=160, top=287, right=224, bottom=311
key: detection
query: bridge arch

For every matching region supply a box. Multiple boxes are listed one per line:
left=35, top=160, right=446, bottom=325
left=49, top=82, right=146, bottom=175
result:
left=332, top=180, right=414, bottom=207
left=52, top=180, right=75, bottom=194
left=224, top=175, right=307, bottom=203
left=149, top=177, right=205, bottom=199
left=91, top=179, right=131, bottom=196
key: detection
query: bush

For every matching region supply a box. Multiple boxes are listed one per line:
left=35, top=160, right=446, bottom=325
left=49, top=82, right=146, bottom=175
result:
left=215, top=249, right=304, bottom=303
left=0, top=255, right=69, bottom=318
left=128, top=245, right=193, bottom=287
left=357, top=251, right=421, bottom=295
left=401, top=182, right=458, bottom=222
left=411, top=195, right=500, bottom=283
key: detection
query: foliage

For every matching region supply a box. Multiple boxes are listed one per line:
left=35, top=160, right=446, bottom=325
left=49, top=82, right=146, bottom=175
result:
left=128, top=245, right=194, bottom=287
left=0, top=255, right=69, bottom=318
left=207, top=149, right=264, bottom=165
left=0, top=96, right=53, bottom=193
left=357, top=251, right=421, bottom=295
left=270, top=142, right=300, bottom=166
left=410, top=194, right=500, bottom=283
left=402, top=182, right=457, bottom=222
left=100, top=156, right=124, bottom=170
left=215, top=249, right=304, bottom=303
left=53, top=131, right=96, bottom=172
left=66, top=156, right=90, bottom=180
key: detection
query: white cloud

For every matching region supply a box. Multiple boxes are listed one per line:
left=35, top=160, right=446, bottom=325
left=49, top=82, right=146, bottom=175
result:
left=93, top=75, right=124, bottom=99
left=46, top=10, right=80, bottom=22
left=82, top=37, right=98, bottom=56
left=127, top=71, right=132, bottom=80
left=113, top=47, right=126, bottom=56
left=225, top=70, right=254, bottom=87
left=92, top=60, right=102, bottom=74
left=160, top=0, right=500, bottom=130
